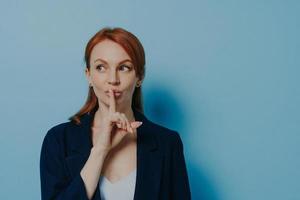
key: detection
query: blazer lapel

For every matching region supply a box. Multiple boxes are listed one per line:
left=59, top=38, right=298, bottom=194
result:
left=133, top=108, right=163, bottom=200
left=65, top=108, right=163, bottom=200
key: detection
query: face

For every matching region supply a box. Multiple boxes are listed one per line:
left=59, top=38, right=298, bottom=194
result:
left=85, top=39, right=140, bottom=110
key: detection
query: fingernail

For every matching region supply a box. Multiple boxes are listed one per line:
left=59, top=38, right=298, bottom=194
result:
left=136, top=121, right=143, bottom=127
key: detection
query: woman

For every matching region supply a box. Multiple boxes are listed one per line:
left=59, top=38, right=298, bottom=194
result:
left=40, top=27, right=191, bottom=200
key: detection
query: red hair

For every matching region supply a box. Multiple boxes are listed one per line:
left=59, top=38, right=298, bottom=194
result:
left=69, top=27, right=146, bottom=125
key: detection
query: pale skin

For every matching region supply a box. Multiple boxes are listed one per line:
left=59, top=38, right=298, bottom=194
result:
left=80, top=39, right=143, bottom=199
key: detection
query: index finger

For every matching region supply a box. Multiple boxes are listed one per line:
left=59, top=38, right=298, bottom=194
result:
left=109, top=89, right=116, bottom=113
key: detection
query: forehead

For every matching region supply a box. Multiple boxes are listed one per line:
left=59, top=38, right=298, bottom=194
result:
left=90, top=39, right=131, bottom=63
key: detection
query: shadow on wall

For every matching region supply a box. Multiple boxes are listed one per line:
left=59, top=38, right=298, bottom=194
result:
left=188, top=161, right=220, bottom=200
left=143, top=85, right=220, bottom=200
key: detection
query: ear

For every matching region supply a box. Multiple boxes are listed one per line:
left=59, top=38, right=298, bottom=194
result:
left=85, top=67, right=90, bottom=75
left=138, top=78, right=143, bottom=85
left=85, top=68, right=91, bottom=83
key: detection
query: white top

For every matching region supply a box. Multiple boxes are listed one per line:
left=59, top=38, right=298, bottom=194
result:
left=99, top=169, right=137, bottom=200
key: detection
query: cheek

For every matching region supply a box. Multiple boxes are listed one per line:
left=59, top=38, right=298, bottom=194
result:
left=91, top=88, right=102, bottom=100
left=91, top=76, right=106, bottom=88
left=124, top=80, right=137, bottom=91
left=90, top=79, right=106, bottom=98
left=124, top=87, right=137, bottom=101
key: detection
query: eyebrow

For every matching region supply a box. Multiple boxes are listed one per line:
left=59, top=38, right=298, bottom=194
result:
left=93, top=58, right=132, bottom=65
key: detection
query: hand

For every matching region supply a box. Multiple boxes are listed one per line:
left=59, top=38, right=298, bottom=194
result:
left=92, top=89, right=143, bottom=154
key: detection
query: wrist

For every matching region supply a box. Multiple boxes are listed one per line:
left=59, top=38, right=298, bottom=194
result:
left=91, top=146, right=109, bottom=158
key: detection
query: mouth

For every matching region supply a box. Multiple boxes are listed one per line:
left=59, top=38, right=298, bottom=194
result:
left=105, top=90, right=122, bottom=98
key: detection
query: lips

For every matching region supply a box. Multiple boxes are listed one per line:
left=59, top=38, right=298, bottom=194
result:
left=105, top=89, right=122, bottom=93
left=105, top=90, right=122, bottom=97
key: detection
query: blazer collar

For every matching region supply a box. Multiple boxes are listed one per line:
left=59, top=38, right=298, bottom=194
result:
left=65, top=107, right=163, bottom=200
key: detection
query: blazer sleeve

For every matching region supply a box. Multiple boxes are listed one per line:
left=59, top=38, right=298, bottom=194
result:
left=171, top=131, right=192, bottom=200
left=39, top=128, right=91, bottom=200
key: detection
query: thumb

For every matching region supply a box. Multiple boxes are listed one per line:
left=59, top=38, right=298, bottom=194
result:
left=131, top=121, right=143, bottom=129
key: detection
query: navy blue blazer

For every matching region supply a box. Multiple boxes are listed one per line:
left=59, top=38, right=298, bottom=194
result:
left=40, top=108, right=191, bottom=200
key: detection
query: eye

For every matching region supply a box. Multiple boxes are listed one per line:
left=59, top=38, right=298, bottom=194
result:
left=119, top=64, right=131, bottom=71
left=96, top=64, right=105, bottom=71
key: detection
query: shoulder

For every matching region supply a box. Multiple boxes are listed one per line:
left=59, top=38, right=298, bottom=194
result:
left=144, top=118, right=183, bottom=150
left=41, top=120, right=80, bottom=150
left=43, top=121, right=72, bottom=140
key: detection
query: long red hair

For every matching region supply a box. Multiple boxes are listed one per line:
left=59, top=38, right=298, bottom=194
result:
left=69, top=27, right=146, bottom=125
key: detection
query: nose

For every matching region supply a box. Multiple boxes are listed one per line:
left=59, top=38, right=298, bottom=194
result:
left=107, top=70, right=120, bottom=85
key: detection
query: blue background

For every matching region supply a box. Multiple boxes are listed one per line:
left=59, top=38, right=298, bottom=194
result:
left=0, top=0, right=299, bottom=199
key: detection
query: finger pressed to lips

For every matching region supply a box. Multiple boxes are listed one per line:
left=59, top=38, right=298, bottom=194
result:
left=108, top=89, right=135, bottom=133
left=109, top=89, right=116, bottom=113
